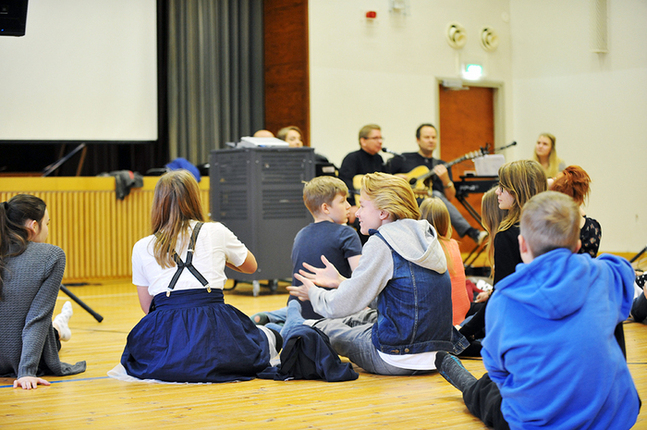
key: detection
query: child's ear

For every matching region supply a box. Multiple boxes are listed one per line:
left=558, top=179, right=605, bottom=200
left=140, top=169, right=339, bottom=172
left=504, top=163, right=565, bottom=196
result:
left=25, top=219, right=38, bottom=240
left=518, top=234, right=534, bottom=263
left=573, top=239, right=582, bottom=254
left=321, top=203, right=330, bottom=214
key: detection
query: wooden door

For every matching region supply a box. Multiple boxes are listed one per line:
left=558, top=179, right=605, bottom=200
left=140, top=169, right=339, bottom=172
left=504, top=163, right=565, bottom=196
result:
left=438, top=84, right=495, bottom=252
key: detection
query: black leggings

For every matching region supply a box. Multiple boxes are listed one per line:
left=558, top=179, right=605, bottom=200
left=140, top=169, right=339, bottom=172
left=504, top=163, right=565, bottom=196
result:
left=463, top=373, right=509, bottom=430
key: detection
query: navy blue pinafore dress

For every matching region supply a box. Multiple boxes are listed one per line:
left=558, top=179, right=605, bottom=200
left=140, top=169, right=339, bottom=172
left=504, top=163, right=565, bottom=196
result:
left=121, top=223, right=271, bottom=382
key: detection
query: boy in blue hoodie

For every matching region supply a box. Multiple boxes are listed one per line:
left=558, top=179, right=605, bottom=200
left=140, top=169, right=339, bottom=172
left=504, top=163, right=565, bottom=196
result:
left=436, top=191, right=640, bottom=430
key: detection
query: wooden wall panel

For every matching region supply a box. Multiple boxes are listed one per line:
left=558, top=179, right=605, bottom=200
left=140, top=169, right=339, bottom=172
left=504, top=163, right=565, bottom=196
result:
left=0, top=177, right=210, bottom=282
left=263, top=0, right=310, bottom=145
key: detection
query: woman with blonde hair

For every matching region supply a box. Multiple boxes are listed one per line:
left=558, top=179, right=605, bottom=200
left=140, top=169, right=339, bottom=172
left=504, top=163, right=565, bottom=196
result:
left=277, top=125, right=304, bottom=147
left=420, top=197, right=470, bottom=326
left=533, top=132, right=565, bottom=179
left=117, top=170, right=281, bottom=383
left=286, top=173, right=468, bottom=375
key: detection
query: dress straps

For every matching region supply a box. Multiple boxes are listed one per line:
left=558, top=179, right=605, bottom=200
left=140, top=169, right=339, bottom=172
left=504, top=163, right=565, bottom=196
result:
left=165, top=222, right=211, bottom=297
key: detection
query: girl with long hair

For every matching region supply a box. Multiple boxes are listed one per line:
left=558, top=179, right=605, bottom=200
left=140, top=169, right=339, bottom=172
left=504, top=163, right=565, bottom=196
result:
left=420, top=197, right=470, bottom=326
left=459, top=160, right=547, bottom=348
left=0, top=194, right=85, bottom=389
left=116, top=170, right=281, bottom=383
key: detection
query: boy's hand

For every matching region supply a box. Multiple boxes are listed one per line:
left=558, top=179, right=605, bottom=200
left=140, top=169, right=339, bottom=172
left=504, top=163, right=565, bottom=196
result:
left=287, top=273, right=314, bottom=301
left=299, top=255, right=344, bottom=289
left=14, top=376, right=51, bottom=390
left=475, top=291, right=491, bottom=303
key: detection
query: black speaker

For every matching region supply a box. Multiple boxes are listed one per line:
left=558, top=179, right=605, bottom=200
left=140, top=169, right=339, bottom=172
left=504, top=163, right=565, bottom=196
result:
left=0, top=0, right=28, bottom=37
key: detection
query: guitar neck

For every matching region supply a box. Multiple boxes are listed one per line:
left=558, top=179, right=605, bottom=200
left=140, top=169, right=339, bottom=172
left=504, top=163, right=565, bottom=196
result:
left=414, top=150, right=482, bottom=183
left=417, top=156, right=467, bottom=181
left=444, top=156, right=468, bottom=169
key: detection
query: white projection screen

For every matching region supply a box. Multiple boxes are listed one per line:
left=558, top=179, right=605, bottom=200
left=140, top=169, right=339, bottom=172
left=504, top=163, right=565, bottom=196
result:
left=0, top=0, right=158, bottom=142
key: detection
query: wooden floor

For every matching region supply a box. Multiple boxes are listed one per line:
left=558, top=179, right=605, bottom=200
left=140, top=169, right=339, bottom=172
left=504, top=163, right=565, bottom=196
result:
left=1, top=278, right=646, bottom=429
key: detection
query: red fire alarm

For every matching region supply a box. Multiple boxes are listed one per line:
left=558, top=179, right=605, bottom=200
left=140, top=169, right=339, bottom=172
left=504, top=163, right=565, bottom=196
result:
left=366, top=11, right=377, bottom=19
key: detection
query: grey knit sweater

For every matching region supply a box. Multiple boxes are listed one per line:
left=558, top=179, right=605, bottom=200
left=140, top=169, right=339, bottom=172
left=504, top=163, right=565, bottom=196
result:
left=0, top=242, right=86, bottom=378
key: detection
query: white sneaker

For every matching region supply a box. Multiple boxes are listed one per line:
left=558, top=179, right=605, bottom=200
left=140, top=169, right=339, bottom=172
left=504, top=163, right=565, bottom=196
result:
left=477, top=231, right=488, bottom=245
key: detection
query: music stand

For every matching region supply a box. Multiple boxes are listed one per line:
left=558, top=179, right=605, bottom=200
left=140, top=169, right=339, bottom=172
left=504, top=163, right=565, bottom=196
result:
left=453, top=175, right=499, bottom=276
left=42, top=143, right=87, bottom=177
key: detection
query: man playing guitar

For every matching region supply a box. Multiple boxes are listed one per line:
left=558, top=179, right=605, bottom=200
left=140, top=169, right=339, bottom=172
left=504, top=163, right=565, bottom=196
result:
left=387, top=123, right=486, bottom=245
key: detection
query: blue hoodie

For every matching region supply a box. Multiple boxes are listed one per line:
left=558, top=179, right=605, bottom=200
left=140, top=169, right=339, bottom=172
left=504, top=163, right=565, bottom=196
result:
left=482, top=249, right=639, bottom=430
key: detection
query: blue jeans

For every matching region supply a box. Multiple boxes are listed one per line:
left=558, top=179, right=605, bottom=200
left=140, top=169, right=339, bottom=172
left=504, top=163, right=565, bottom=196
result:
left=311, top=309, right=430, bottom=376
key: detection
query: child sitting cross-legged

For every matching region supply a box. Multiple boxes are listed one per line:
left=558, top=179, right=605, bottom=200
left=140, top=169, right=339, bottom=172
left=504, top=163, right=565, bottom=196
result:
left=435, top=191, right=640, bottom=429
left=286, top=172, right=468, bottom=376
left=251, top=176, right=362, bottom=328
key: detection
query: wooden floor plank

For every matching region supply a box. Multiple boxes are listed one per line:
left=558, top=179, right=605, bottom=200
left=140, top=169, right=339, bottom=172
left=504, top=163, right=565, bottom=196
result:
left=1, top=279, right=645, bottom=429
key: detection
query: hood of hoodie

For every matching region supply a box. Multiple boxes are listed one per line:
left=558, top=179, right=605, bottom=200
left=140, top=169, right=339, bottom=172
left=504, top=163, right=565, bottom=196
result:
left=375, top=219, right=447, bottom=274
left=495, top=248, right=598, bottom=320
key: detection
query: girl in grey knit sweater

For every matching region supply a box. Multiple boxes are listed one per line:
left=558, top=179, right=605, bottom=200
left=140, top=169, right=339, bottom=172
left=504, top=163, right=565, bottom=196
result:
left=0, top=194, right=85, bottom=389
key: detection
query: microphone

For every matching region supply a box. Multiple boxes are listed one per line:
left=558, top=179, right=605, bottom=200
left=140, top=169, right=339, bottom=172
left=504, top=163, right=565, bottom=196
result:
left=494, top=141, right=517, bottom=152
left=382, top=148, right=405, bottom=158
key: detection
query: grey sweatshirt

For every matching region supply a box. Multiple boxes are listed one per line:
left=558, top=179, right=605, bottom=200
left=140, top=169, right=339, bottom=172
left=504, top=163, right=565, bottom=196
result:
left=308, top=219, right=447, bottom=319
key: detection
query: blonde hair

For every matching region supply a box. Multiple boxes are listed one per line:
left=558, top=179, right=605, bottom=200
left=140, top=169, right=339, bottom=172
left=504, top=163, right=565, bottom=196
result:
left=358, top=124, right=381, bottom=145
left=480, top=187, right=506, bottom=268
left=420, top=197, right=452, bottom=239
left=302, top=176, right=348, bottom=215
left=277, top=126, right=303, bottom=145
left=419, top=197, right=454, bottom=273
left=533, top=133, right=562, bottom=178
left=498, top=160, right=547, bottom=233
left=151, top=170, right=205, bottom=268
left=361, top=173, right=420, bottom=221
left=520, top=191, right=580, bottom=257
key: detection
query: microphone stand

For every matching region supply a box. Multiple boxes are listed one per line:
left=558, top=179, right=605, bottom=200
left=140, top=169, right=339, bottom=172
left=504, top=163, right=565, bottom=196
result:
left=60, top=285, right=104, bottom=322
left=382, top=148, right=406, bottom=159
left=631, top=244, right=647, bottom=264
left=493, top=141, right=517, bottom=153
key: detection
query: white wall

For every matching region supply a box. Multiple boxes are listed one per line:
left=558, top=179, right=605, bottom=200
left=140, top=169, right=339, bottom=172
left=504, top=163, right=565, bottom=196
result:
left=308, top=0, right=514, bottom=166
left=309, top=0, right=646, bottom=253
left=509, top=0, right=647, bottom=252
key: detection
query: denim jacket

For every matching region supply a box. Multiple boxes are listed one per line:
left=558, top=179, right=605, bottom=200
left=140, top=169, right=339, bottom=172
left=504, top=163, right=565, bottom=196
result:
left=371, top=231, right=469, bottom=355
left=307, top=219, right=468, bottom=355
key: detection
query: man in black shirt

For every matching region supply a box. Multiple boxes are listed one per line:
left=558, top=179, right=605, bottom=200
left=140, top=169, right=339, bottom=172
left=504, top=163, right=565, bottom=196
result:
left=338, top=124, right=387, bottom=242
left=388, top=123, right=485, bottom=245
left=338, top=124, right=387, bottom=221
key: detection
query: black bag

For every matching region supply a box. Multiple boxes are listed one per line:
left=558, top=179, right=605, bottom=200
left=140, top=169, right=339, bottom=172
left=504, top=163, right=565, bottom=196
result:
left=98, top=170, right=144, bottom=200
left=258, top=325, right=359, bottom=382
